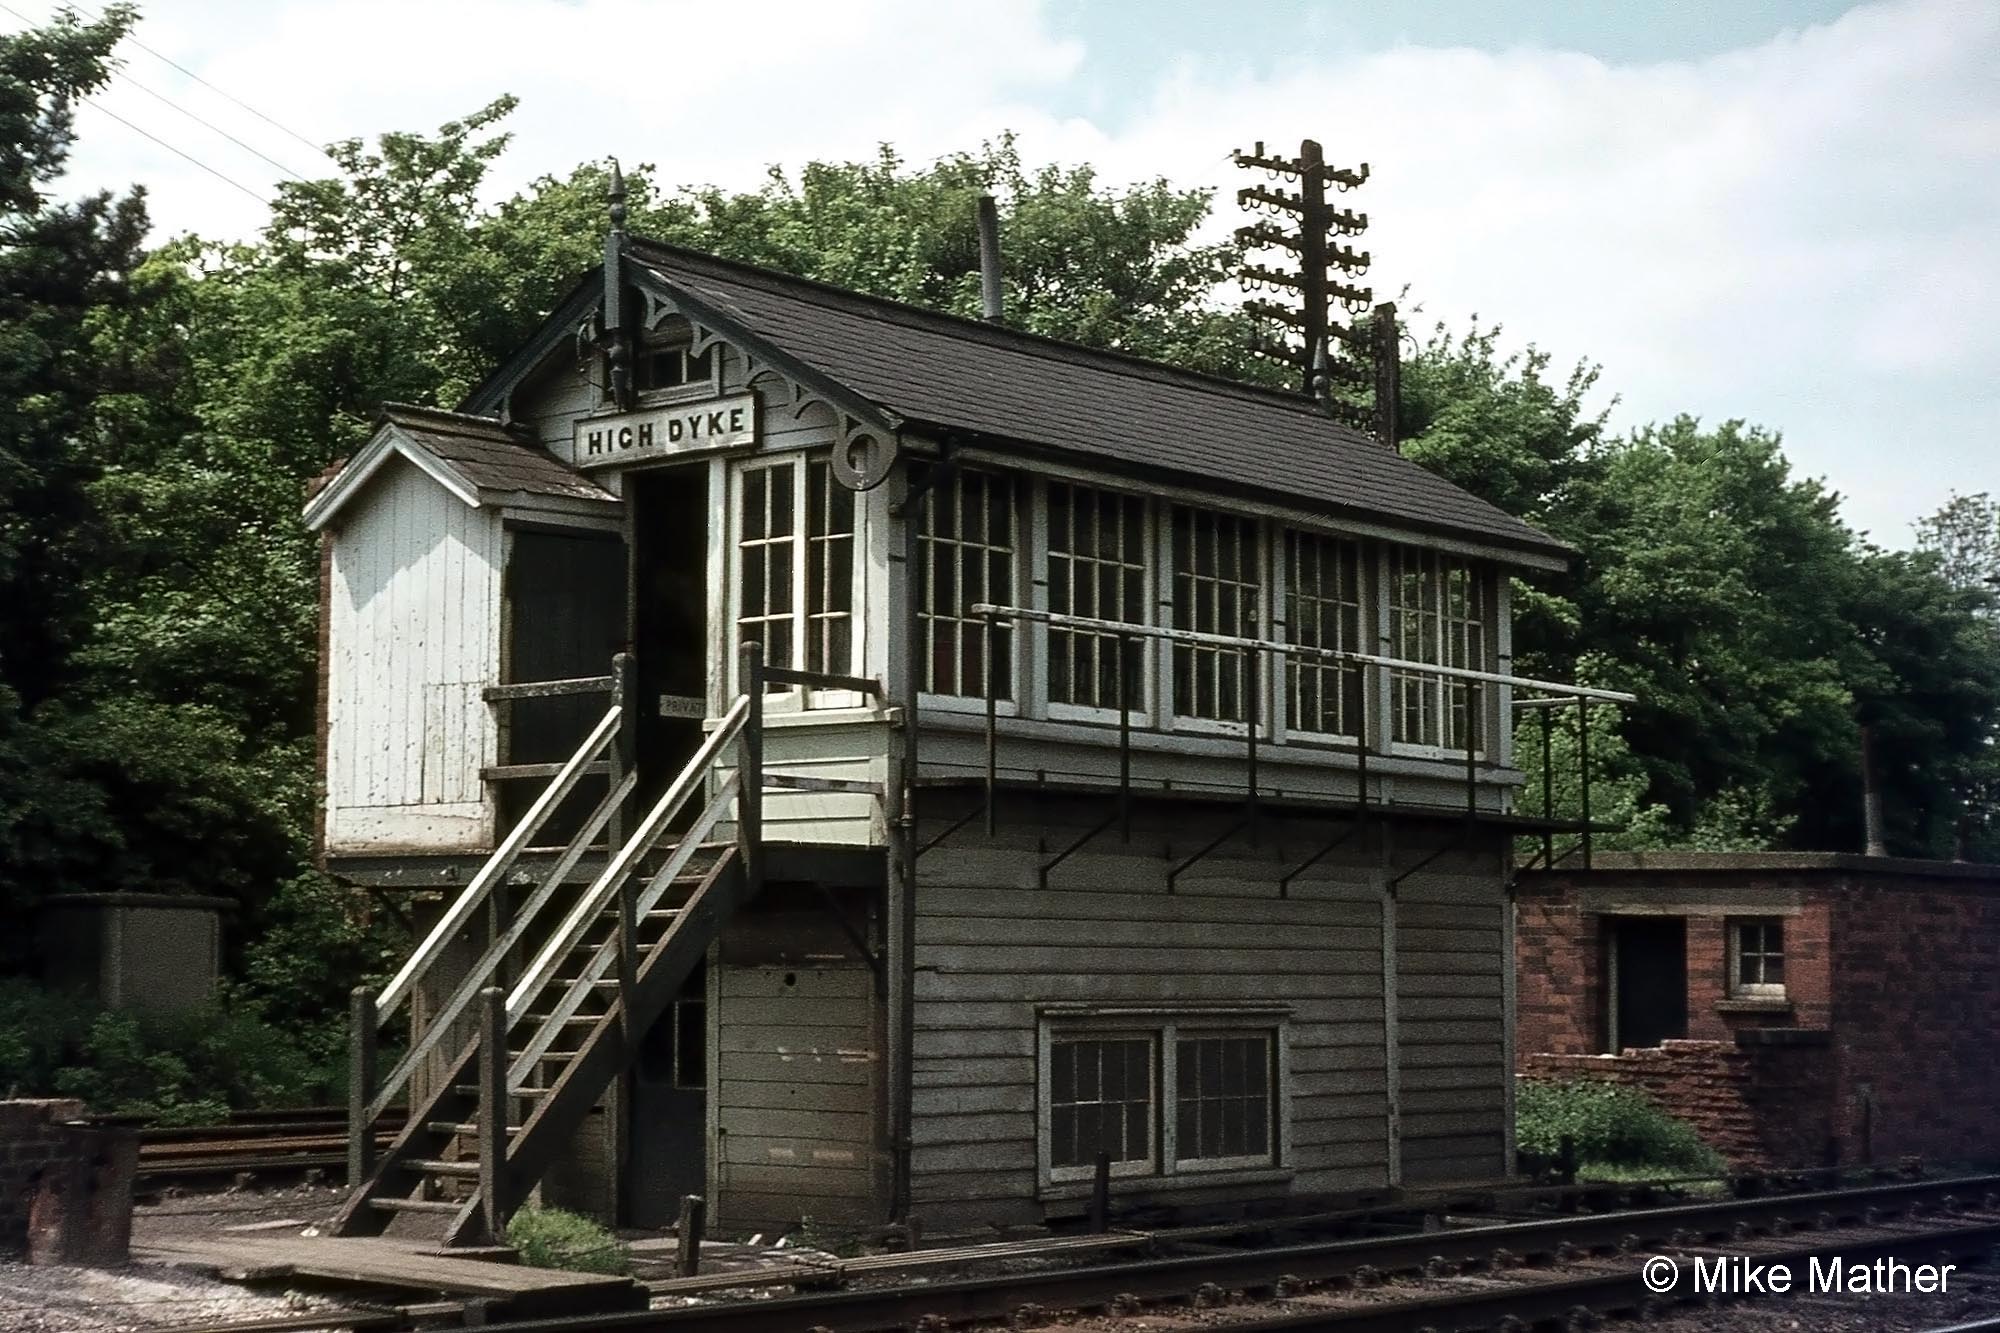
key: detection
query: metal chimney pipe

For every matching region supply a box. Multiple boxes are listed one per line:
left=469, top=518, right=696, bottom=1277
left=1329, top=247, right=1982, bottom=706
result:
left=976, top=194, right=1004, bottom=322
left=1860, top=723, right=1888, bottom=856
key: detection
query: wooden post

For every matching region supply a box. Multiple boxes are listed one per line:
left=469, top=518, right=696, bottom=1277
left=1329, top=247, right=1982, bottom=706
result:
left=983, top=613, right=997, bottom=838
left=487, top=877, right=511, bottom=992
left=1117, top=633, right=1132, bottom=843
left=478, top=985, right=507, bottom=1245
left=346, top=986, right=376, bottom=1188
left=737, top=641, right=763, bottom=895
left=1245, top=642, right=1260, bottom=846
left=1088, top=1152, right=1111, bottom=1234
left=675, top=1194, right=706, bottom=1277
left=1465, top=680, right=1480, bottom=822
left=610, top=651, right=638, bottom=850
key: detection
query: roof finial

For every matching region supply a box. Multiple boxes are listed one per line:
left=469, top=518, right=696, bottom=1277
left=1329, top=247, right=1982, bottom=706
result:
left=607, top=157, right=627, bottom=230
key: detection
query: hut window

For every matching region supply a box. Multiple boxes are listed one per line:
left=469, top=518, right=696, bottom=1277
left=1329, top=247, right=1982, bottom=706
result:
left=1387, top=546, right=1489, bottom=751
left=1174, top=1032, right=1275, bottom=1169
left=917, top=469, right=1016, bottom=699
left=1171, top=507, right=1262, bottom=722
left=738, top=458, right=856, bottom=680
left=1047, top=482, right=1148, bottom=713
left=1048, top=1036, right=1155, bottom=1177
left=1283, top=530, right=1363, bottom=737
left=1729, top=918, right=1786, bottom=998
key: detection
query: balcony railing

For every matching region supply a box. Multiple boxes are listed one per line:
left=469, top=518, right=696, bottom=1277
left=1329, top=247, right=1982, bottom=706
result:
left=961, top=604, right=1635, bottom=870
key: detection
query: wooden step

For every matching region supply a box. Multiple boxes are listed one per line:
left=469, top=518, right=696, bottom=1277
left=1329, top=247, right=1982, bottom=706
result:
left=368, top=1196, right=463, bottom=1215
left=427, top=1121, right=481, bottom=1137
left=410, top=1159, right=481, bottom=1178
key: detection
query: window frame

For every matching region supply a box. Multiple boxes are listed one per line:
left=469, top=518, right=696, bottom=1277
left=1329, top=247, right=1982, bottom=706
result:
left=631, top=335, right=723, bottom=404
left=1384, top=544, right=1494, bottom=759
left=1165, top=504, right=1270, bottom=738
left=1036, top=1008, right=1289, bottom=1191
left=732, top=454, right=861, bottom=707
left=1727, top=917, right=1787, bottom=1000
left=1276, top=526, right=1368, bottom=745
left=1041, top=479, right=1155, bottom=727
left=915, top=466, right=1023, bottom=714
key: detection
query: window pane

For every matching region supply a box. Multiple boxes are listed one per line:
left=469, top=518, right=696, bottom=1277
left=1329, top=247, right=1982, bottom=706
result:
left=1389, top=546, right=1488, bottom=749
left=1285, top=531, right=1363, bottom=735
left=1171, top=508, right=1261, bottom=722
left=1174, top=1033, right=1277, bottom=1167
left=1050, top=1036, right=1153, bottom=1170
left=919, top=470, right=1016, bottom=697
left=1046, top=484, right=1149, bottom=709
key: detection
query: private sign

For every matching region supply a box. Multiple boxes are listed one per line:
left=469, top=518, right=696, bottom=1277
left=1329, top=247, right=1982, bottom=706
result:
left=573, top=393, right=758, bottom=468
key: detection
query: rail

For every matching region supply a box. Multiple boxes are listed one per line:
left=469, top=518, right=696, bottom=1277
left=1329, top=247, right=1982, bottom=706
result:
left=966, top=604, right=1634, bottom=869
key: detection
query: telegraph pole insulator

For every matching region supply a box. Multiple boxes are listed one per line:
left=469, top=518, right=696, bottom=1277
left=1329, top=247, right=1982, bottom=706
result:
left=1232, top=137, right=1398, bottom=448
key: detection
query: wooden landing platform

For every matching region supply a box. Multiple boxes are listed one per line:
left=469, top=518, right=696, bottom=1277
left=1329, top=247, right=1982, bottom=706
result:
left=136, top=1234, right=648, bottom=1318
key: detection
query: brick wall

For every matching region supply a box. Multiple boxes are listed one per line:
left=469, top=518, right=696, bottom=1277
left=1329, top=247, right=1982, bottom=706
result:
left=1522, top=1036, right=1835, bottom=1170
left=1825, top=878, right=2000, bottom=1164
left=1514, top=891, right=1602, bottom=1056
left=0, top=1099, right=87, bottom=1254
left=1516, top=854, right=2000, bottom=1170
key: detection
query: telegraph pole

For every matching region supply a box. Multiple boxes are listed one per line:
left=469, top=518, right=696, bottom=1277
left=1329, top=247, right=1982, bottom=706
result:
left=1234, top=138, right=1399, bottom=449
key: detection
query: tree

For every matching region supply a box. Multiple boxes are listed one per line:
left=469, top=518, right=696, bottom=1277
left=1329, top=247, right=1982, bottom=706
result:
left=0, top=4, right=163, bottom=955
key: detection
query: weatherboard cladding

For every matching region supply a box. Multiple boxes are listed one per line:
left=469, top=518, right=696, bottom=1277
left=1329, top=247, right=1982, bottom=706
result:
left=625, top=241, right=1568, bottom=561
left=379, top=403, right=617, bottom=505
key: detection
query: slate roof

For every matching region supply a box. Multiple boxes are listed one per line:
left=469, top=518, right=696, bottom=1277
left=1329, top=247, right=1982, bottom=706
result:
left=380, top=403, right=616, bottom=504
left=626, top=240, right=1569, bottom=564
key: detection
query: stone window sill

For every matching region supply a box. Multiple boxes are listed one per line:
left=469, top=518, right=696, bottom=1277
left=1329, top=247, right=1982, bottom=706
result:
left=1714, top=998, right=1793, bottom=1015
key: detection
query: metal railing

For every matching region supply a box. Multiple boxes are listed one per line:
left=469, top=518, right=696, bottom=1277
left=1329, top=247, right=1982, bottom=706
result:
left=963, top=603, right=1634, bottom=865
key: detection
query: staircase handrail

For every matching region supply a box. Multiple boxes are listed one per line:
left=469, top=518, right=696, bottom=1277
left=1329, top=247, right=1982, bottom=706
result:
left=507, top=693, right=750, bottom=1021
left=507, top=772, right=740, bottom=1084
left=372, top=704, right=623, bottom=1026
left=361, top=767, right=638, bottom=1125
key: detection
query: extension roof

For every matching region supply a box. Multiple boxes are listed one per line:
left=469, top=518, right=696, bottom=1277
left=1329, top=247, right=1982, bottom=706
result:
left=302, top=403, right=615, bottom=530
left=626, top=239, right=1570, bottom=566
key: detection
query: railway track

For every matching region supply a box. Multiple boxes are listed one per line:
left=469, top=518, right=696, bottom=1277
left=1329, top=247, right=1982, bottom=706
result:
left=91, top=1106, right=406, bottom=1185
left=479, top=1172, right=2000, bottom=1333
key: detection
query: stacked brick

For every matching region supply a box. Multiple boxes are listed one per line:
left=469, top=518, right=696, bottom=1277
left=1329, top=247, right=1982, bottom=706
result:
left=0, top=1099, right=88, bottom=1253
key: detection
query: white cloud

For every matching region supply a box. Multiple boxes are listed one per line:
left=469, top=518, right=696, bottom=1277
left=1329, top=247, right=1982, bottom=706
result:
left=18, top=0, right=1998, bottom=542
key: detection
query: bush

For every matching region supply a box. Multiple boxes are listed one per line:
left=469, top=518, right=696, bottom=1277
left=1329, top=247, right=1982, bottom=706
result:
left=1515, top=1078, right=1724, bottom=1174
left=505, top=1206, right=631, bottom=1275
left=0, top=979, right=328, bottom=1121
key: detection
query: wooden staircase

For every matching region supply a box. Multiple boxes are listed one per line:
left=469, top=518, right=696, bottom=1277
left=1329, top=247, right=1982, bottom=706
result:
left=337, top=649, right=766, bottom=1245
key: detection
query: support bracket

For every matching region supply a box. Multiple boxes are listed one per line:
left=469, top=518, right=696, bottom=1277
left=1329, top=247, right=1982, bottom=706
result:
left=1166, top=818, right=1249, bottom=893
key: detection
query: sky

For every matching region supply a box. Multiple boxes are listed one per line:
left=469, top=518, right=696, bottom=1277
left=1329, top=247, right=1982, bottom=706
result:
left=6, top=0, right=1995, bottom=546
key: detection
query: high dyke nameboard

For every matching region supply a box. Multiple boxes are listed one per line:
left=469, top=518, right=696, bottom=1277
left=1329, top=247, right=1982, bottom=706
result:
left=572, top=393, right=758, bottom=468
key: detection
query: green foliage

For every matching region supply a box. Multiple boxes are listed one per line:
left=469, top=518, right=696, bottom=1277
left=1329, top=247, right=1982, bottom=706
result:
left=1515, top=1078, right=1724, bottom=1174
left=0, top=980, right=329, bottom=1122
left=504, top=1206, right=631, bottom=1275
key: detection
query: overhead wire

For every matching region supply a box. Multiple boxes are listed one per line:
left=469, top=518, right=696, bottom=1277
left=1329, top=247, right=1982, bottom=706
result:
left=39, top=0, right=334, bottom=161
left=0, top=0, right=328, bottom=206
left=80, top=94, right=271, bottom=204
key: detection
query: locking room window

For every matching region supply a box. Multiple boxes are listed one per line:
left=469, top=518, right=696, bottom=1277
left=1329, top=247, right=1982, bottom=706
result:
left=1041, top=1014, right=1285, bottom=1186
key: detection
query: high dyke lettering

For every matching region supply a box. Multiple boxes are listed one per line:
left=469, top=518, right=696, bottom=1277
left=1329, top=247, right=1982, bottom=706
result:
left=573, top=394, right=757, bottom=468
